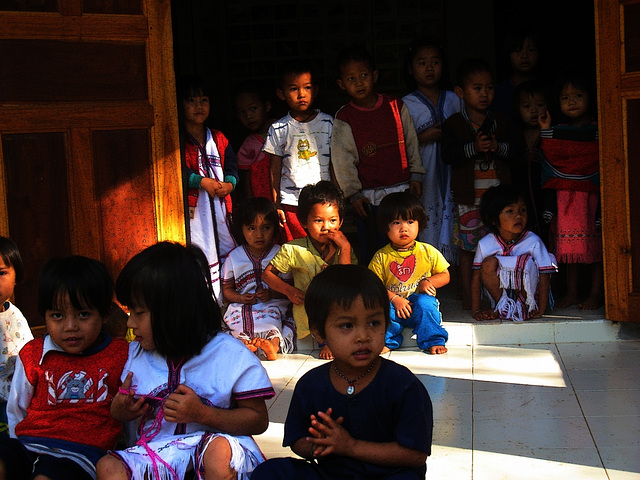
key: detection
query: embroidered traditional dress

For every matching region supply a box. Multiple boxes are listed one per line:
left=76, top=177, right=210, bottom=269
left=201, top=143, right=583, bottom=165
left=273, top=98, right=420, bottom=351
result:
left=540, top=123, right=601, bottom=264
left=185, top=128, right=237, bottom=303
left=403, top=90, right=462, bottom=263
left=110, top=334, right=274, bottom=480
left=222, top=244, right=295, bottom=353
left=473, top=230, right=558, bottom=322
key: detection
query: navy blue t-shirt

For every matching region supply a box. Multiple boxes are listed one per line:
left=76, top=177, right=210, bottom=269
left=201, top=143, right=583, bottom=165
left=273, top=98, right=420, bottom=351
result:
left=284, top=357, right=433, bottom=479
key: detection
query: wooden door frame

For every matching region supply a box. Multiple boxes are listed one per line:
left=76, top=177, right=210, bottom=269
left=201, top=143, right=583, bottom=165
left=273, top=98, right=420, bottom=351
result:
left=595, top=0, right=639, bottom=322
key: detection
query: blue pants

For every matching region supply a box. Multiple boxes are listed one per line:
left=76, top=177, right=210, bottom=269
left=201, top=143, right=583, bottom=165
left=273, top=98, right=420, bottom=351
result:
left=387, top=293, right=448, bottom=350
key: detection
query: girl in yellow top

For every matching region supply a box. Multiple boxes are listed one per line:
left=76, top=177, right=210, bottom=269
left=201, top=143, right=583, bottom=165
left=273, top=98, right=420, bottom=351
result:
left=369, top=192, right=449, bottom=354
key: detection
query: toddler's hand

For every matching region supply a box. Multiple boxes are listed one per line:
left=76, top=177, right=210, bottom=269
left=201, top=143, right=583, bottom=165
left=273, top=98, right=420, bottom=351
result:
left=112, top=372, right=148, bottom=421
left=424, top=122, right=442, bottom=143
left=200, top=177, right=222, bottom=198
left=239, top=293, right=256, bottom=305
left=419, top=278, right=437, bottom=296
left=287, top=287, right=305, bottom=305
left=325, top=229, right=349, bottom=249
left=538, top=111, right=552, bottom=129
left=351, top=197, right=370, bottom=219
left=214, top=181, right=233, bottom=198
left=392, top=295, right=412, bottom=319
left=474, top=130, right=492, bottom=153
left=307, top=407, right=351, bottom=457
left=164, top=384, right=204, bottom=424
left=488, top=133, right=498, bottom=152
left=255, top=287, right=273, bottom=302
left=409, top=181, right=422, bottom=199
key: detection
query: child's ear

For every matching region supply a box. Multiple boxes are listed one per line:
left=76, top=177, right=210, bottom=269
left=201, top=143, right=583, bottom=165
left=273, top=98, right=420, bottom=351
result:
left=313, top=84, right=319, bottom=97
left=276, top=89, right=285, bottom=101
left=264, top=100, right=272, bottom=113
left=454, top=86, right=464, bottom=99
left=311, top=328, right=326, bottom=346
left=336, top=78, right=346, bottom=91
left=372, top=70, right=379, bottom=83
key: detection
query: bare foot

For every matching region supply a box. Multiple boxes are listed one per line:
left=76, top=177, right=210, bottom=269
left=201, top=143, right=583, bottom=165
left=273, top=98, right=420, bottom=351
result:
left=380, top=346, right=391, bottom=355
left=319, top=344, right=334, bottom=360
left=258, top=338, right=279, bottom=361
left=428, top=345, right=448, bottom=355
left=242, top=338, right=258, bottom=353
left=555, top=294, right=579, bottom=309
left=578, top=295, right=603, bottom=310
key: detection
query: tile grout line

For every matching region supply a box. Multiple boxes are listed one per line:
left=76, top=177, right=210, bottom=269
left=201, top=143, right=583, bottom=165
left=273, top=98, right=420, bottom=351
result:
left=554, top=343, right=611, bottom=480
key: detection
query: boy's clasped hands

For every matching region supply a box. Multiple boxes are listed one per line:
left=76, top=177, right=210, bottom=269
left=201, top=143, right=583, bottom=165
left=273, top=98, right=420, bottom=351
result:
left=306, top=407, right=349, bottom=458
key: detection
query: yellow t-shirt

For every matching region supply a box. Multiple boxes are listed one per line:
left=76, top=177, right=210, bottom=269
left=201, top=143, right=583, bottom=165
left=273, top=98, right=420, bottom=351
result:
left=269, top=237, right=358, bottom=338
left=368, top=242, right=449, bottom=297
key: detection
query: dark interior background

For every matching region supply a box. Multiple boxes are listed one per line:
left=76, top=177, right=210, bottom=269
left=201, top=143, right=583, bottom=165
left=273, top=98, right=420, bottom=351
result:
left=171, top=0, right=596, bottom=149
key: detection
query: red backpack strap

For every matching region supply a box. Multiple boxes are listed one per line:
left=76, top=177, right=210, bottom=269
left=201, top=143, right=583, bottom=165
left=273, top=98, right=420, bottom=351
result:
left=389, top=99, right=408, bottom=170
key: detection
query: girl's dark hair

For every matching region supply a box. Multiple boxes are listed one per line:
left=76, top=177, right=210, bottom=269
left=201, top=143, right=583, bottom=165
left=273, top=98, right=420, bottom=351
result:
left=405, top=35, right=450, bottom=90
left=177, top=74, right=210, bottom=102
left=234, top=197, right=280, bottom=244
left=511, top=80, right=551, bottom=126
left=305, top=264, right=389, bottom=338
left=335, top=45, right=376, bottom=77
left=0, top=236, right=24, bottom=284
left=115, top=242, right=222, bottom=361
left=297, top=181, right=345, bottom=225
left=232, top=80, right=272, bottom=106
left=37, top=256, right=113, bottom=318
left=480, top=184, right=526, bottom=234
left=377, top=191, right=428, bottom=233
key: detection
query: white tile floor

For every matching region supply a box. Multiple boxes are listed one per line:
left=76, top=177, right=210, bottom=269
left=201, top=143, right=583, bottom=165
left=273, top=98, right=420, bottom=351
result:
left=254, top=330, right=640, bottom=479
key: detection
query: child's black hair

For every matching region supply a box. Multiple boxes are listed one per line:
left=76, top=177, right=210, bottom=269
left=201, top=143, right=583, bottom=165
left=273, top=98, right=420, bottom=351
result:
left=177, top=74, right=211, bottom=102
left=232, top=80, right=272, bottom=106
left=305, top=264, right=390, bottom=338
left=278, top=59, right=316, bottom=90
left=335, top=45, right=376, bottom=78
left=405, top=35, right=450, bottom=90
left=480, top=184, right=526, bottom=234
left=511, top=80, right=551, bottom=125
left=0, top=236, right=24, bottom=284
left=297, top=181, right=345, bottom=226
left=115, top=242, right=222, bottom=361
left=455, top=57, right=493, bottom=88
left=234, top=197, right=279, bottom=244
left=37, top=255, right=113, bottom=318
left=376, top=191, right=428, bottom=233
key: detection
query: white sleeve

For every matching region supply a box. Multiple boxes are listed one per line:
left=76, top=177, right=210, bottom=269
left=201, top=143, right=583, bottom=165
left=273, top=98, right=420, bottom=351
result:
left=7, top=354, right=33, bottom=438
left=262, top=124, right=283, bottom=156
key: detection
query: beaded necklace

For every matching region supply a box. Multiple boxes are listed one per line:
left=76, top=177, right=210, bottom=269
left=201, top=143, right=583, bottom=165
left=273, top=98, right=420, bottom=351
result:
left=332, top=360, right=376, bottom=395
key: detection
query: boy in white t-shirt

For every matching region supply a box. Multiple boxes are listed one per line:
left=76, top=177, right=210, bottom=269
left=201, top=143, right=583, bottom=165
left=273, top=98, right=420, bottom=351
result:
left=263, top=60, right=333, bottom=242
